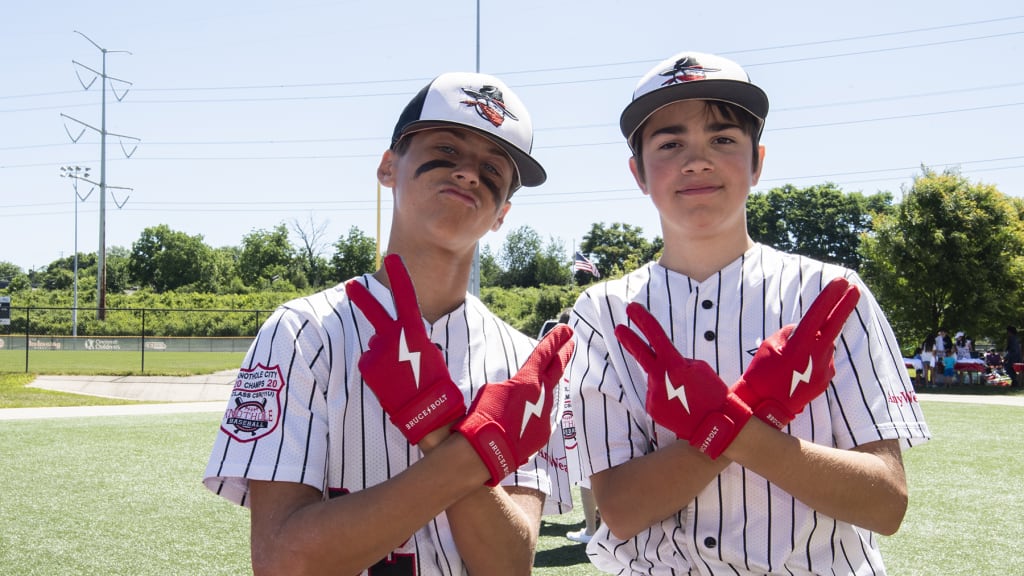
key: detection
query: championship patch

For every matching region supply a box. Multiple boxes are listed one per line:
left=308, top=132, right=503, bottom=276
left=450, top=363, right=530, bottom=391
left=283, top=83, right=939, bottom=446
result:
left=560, top=378, right=577, bottom=450
left=221, top=364, right=285, bottom=442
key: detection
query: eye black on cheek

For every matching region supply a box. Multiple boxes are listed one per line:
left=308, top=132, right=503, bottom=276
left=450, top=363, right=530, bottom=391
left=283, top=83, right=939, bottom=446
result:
left=414, top=159, right=456, bottom=178
left=480, top=177, right=503, bottom=206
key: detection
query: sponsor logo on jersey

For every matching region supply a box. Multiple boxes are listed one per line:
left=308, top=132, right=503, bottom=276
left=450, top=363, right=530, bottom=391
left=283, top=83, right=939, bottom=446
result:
left=887, top=390, right=919, bottom=406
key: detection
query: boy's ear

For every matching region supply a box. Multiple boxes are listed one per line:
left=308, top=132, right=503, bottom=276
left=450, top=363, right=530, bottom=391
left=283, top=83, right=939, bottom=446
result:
left=628, top=155, right=649, bottom=196
left=490, top=202, right=512, bottom=232
left=377, top=150, right=396, bottom=188
left=751, top=145, right=766, bottom=186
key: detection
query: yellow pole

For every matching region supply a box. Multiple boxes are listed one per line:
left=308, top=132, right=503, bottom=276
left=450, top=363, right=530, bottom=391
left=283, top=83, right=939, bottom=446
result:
left=375, top=181, right=382, bottom=269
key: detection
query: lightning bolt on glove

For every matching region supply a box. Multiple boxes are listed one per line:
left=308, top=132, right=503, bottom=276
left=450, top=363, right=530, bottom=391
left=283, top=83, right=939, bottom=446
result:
left=615, top=302, right=752, bottom=459
left=344, top=254, right=466, bottom=445
left=452, top=325, right=574, bottom=487
left=731, top=277, right=861, bottom=430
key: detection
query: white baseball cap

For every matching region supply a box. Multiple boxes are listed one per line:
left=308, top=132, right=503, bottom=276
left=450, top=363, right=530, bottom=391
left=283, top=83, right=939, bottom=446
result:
left=620, top=51, right=769, bottom=151
left=391, top=72, right=546, bottom=190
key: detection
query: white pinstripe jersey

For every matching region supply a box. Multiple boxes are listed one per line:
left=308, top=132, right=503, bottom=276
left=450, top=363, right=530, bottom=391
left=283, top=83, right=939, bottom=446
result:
left=203, top=274, right=572, bottom=576
left=568, top=244, right=931, bottom=576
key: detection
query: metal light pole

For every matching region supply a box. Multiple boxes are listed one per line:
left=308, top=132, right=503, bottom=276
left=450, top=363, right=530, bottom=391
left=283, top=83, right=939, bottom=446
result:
left=469, top=0, right=483, bottom=296
left=61, top=165, right=95, bottom=337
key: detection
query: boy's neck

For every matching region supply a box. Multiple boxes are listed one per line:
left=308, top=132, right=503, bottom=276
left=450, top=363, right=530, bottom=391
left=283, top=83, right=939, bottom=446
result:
left=372, top=244, right=474, bottom=324
left=658, top=233, right=755, bottom=283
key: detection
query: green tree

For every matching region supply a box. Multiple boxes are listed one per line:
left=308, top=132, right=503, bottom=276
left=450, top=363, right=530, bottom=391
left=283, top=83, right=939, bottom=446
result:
left=291, top=216, right=331, bottom=289
left=579, top=222, right=659, bottom=281
left=41, top=255, right=76, bottom=290
left=535, top=236, right=569, bottom=286
left=747, top=183, right=893, bottom=270
left=479, top=244, right=502, bottom=288
left=128, top=225, right=216, bottom=292
left=238, top=224, right=296, bottom=288
left=859, top=168, right=1024, bottom=347
left=105, top=246, right=132, bottom=293
left=0, top=261, right=22, bottom=286
left=210, top=246, right=245, bottom=294
left=499, top=226, right=543, bottom=287
left=330, top=226, right=377, bottom=282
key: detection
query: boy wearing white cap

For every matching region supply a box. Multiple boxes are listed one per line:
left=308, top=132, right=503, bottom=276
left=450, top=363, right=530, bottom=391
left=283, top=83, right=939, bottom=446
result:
left=566, top=52, right=930, bottom=574
left=204, top=72, right=575, bottom=575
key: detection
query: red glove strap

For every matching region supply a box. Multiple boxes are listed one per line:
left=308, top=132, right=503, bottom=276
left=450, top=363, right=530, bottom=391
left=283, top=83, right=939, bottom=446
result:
left=689, top=393, right=752, bottom=459
left=747, top=395, right=797, bottom=430
left=389, top=381, right=466, bottom=445
left=453, top=414, right=517, bottom=487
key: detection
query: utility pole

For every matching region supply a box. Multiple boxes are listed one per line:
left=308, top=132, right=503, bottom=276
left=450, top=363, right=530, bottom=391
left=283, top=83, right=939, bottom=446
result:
left=60, top=31, right=138, bottom=320
left=469, top=0, right=483, bottom=297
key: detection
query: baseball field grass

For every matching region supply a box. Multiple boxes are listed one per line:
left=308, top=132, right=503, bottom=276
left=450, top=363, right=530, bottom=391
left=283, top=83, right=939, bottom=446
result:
left=0, top=350, right=244, bottom=377
left=0, top=396, right=1021, bottom=574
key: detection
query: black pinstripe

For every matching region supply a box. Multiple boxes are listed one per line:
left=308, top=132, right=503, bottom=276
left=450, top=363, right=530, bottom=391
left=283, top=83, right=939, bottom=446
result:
left=203, top=275, right=572, bottom=575
left=567, top=245, right=931, bottom=575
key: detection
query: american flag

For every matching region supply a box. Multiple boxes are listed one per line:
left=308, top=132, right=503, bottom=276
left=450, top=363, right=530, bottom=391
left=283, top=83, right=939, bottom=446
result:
left=573, top=251, right=600, bottom=278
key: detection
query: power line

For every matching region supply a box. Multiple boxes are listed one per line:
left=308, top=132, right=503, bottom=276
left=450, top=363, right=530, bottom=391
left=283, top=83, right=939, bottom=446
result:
left=1, top=26, right=1021, bottom=111
left=2, top=94, right=1022, bottom=162
left=3, top=15, right=1019, bottom=100
left=4, top=158, right=1021, bottom=218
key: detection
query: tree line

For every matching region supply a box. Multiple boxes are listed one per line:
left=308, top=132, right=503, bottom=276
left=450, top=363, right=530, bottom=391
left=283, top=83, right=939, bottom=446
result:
left=3, top=167, right=1023, bottom=350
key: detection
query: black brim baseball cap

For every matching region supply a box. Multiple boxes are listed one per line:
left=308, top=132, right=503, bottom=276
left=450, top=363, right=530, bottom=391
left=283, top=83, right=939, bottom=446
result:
left=620, top=52, right=769, bottom=151
left=391, top=72, right=546, bottom=190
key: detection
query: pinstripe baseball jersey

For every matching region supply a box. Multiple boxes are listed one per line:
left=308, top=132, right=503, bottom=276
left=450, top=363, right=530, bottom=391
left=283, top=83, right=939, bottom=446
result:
left=567, top=244, right=930, bottom=576
left=203, top=274, right=572, bottom=576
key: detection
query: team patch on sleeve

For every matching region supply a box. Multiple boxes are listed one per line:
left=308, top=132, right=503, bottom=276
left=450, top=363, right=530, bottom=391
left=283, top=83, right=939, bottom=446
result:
left=220, top=364, right=285, bottom=442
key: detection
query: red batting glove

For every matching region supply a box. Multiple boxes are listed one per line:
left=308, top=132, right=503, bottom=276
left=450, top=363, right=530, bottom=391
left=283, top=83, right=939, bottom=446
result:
left=452, top=325, right=574, bottom=486
left=615, top=302, right=751, bottom=459
left=344, top=254, right=465, bottom=445
left=731, top=277, right=861, bottom=429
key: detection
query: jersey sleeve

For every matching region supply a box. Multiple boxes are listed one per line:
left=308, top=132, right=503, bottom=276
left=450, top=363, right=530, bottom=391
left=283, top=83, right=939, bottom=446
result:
left=568, top=288, right=655, bottom=485
left=509, top=409, right=575, bottom=516
left=203, top=303, right=333, bottom=507
left=500, top=354, right=574, bottom=516
left=826, top=271, right=932, bottom=450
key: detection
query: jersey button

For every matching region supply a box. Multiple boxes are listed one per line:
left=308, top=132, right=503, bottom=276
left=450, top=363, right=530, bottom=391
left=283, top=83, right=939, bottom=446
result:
left=701, top=299, right=713, bottom=309
left=703, top=536, right=717, bottom=548
left=703, top=330, right=716, bottom=341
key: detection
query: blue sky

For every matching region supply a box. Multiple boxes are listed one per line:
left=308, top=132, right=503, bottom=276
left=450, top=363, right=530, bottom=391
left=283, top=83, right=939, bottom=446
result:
left=2, top=1, right=1021, bottom=274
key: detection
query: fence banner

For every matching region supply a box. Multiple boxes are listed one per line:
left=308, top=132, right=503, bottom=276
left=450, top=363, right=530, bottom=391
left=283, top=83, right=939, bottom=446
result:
left=1, top=336, right=253, bottom=353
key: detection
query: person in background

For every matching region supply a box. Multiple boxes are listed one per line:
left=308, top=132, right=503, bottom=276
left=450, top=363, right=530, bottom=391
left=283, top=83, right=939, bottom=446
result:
left=1005, top=325, right=1022, bottom=387
left=921, top=332, right=937, bottom=387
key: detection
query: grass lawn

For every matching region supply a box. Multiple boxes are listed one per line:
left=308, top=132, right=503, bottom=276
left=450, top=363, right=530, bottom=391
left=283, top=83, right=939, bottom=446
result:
left=0, top=373, right=143, bottom=409
left=0, top=350, right=244, bottom=376
left=878, top=401, right=1024, bottom=574
left=0, top=401, right=1020, bottom=574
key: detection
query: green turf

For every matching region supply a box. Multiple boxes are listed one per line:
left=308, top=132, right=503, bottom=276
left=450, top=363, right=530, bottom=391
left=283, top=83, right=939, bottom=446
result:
left=0, top=402, right=1019, bottom=574
left=877, top=401, right=1024, bottom=574
left=0, top=350, right=244, bottom=376
left=0, top=412, right=250, bottom=575
left=0, top=373, right=143, bottom=409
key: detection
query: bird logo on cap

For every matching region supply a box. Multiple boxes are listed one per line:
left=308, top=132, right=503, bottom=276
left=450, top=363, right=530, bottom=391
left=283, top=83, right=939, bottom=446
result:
left=461, top=85, right=519, bottom=127
left=659, top=56, right=720, bottom=86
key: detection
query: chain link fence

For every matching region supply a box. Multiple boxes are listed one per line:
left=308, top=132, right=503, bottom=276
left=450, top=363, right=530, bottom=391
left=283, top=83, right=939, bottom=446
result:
left=0, top=306, right=273, bottom=374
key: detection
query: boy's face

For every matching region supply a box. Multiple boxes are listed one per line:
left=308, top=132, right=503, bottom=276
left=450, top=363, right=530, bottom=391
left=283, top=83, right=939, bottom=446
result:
left=629, top=100, right=765, bottom=242
left=380, top=127, right=513, bottom=250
